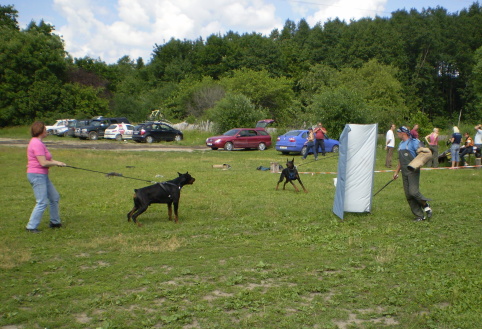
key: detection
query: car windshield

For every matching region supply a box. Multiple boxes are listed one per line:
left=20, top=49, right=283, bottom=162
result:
left=223, top=129, right=240, bottom=136
left=107, top=124, right=117, bottom=129
left=285, top=131, right=301, bottom=136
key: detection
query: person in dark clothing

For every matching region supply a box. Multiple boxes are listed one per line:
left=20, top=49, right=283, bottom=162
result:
left=393, top=126, right=432, bottom=222
left=313, top=122, right=327, bottom=160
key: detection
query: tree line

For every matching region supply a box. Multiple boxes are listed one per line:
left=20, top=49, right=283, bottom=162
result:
left=1, top=3, right=482, bottom=136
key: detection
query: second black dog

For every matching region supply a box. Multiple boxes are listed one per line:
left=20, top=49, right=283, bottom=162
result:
left=127, top=172, right=195, bottom=226
left=276, top=158, right=308, bottom=193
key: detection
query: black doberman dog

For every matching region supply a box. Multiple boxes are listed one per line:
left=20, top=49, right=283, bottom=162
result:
left=127, top=172, right=195, bottom=226
left=276, top=158, right=308, bottom=193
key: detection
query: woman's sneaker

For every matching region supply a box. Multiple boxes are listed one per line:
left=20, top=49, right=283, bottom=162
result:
left=413, top=217, right=425, bottom=222
left=49, top=222, right=62, bottom=228
left=424, top=203, right=432, bottom=218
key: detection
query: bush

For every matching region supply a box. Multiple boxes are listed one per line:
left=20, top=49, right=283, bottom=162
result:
left=207, top=93, right=268, bottom=133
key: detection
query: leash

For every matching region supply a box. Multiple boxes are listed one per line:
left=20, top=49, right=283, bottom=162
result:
left=297, top=153, right=339, bottom=167
left=373, top=178, right=396, bottom=197
left=65, top=165, right=155, bottom=183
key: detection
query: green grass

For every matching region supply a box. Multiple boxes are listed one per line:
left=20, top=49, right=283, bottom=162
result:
left=0, top=135, right=481, bottom=328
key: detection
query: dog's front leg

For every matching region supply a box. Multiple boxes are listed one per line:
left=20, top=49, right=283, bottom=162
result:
left=275, top=174, right=284, bottom=190
left=297, top=178, right=308, bottom=193
left=289, top=181, right=300, bottom=192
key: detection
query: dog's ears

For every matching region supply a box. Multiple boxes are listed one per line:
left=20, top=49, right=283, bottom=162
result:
left=292, top=157, right=295, bottom=163
left=178, top=171, right=189, bottom=176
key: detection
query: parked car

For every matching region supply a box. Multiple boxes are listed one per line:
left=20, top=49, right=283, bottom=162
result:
left=132, top=121, right=183, bottom=143
left=74, top=119, right=91, bottom=138
left=275, top=130, right=340, bottom=155
left=104, top=123, right=134, bottom=141
left=53, top=119, right=77, bottom=137
left=78, top=117, right=130, bottom=140
left=46, top=119, right=74, bottom=134
left=206, top=128, right=272, bottom=151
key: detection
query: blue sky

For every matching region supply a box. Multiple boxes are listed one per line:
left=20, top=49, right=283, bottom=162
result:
left=8, top=0, right=476, bottom=63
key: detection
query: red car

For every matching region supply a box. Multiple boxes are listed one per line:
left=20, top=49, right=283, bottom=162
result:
left=206, top=127, right=272, bottom=151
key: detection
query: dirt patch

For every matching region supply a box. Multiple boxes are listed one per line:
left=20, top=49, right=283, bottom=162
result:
left=0, top=138, right=205, bottom=152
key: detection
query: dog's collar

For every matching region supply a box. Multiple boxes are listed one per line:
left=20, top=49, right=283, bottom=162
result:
left=159, top=181, right=182, bottom=190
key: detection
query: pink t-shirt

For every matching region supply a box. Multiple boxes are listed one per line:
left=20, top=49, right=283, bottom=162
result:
left=27, top=138, right=51, bottom=174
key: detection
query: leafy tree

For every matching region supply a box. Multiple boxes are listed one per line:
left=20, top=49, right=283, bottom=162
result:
left=59, top=83, right=110, bottom=119
left=0, top=20, right=66, bottom=126
left=219, top=69, right=294, bottom=124
left=206, top=93, right=267, bottom=133
left=310, top=86, right=366, bottom=138
left=0, top=4, right=19, bottom=30
left=223, top=33, right=284, bottom=76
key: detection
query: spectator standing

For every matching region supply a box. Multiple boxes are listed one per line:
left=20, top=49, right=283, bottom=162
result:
left=313, top=122, right=327, bottom=160
left=410, top=124, right=419, bottom=139
left=393, top=126, right=432, bottom=221
left=450, top=126, right=462, bottom=168
left=424, top=128, right=439, bottom=168
left=385, top=124, right=396, bottom=168
left=459, top=132, right=474, bottom=166
left=474, top=124, right=482, bottom=158
left=26, top=122, right=66, bottom=233
left=302, top=128, right=315, bottom=160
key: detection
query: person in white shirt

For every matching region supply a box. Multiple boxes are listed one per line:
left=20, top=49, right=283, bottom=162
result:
left=385, top=124, right=396, bottom=168
left=474, top=124, right=482, bottom=158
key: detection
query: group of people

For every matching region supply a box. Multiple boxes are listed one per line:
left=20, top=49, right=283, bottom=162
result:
left=449, top=125, right=482, bottom=167
left=302, top=122, right=327, bottom=160
left=386, top=124, right=482, bottom=169
left=384, top=123, right=481, bottom=222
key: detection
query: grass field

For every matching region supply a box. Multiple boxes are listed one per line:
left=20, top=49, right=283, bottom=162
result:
left=0, top=132, right=480, bottom=328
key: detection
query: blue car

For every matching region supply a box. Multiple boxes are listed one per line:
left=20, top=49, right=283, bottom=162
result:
left=275, top=130, right=340, bottom=156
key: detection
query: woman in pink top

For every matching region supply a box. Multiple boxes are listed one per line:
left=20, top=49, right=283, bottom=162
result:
left=26, top=122, right=66, bottom=233
left=424, top=128, right=439, bottom=168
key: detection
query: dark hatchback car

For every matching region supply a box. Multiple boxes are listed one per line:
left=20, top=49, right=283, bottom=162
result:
left=132, top=122, right=183, bottom=143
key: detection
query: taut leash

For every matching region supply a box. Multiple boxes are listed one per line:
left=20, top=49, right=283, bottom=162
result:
left=65, top=165, right=155, bottom=183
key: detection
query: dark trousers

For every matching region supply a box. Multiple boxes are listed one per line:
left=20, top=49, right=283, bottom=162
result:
left=401, top=170, right=428, bottom=218
left=385, top=147, right=394, bottom=167
left=314, top=139, right=325, bottom=158
left=475, top=144, right=481, bottom=158
left=460, top=146, right=473, bottom=164
left=302, top=141, right=314, bottom=159
left=426, top=145, right=439, bottom=168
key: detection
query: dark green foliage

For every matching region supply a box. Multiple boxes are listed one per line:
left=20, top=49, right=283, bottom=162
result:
left=1, top=3, right=482, bottom=128
left=206, top=93, right=268, bottom=133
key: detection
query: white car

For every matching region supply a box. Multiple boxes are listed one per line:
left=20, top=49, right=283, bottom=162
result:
left=46, top=119, right=74, bottom=134
left=104, top=123, right=134, bottom=141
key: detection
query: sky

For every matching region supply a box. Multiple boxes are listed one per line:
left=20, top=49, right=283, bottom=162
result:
left=7, top=0, right=477, bottom=64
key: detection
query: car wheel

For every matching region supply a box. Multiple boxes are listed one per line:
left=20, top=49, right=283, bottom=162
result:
left=174, top=134, right=182, bottom=142
left=332, top=145, right=339, bottom=153
left=301, top=146, right=308, bottom=157
left=224, top=142, right=234, bottom=151
left=211, top=147, right=218, bottom=150
left=89, top=131, right=98, bottom=140
left=146, top=136, right=154, bottom=143
left=115, top=134, right=122, bottom=141
left=258, top=142, right=266, bottom=151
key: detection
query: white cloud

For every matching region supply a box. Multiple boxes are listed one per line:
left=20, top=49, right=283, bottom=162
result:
left=51, top=0, right=386, bottom=64
left=305, top=0, right=388, bottom=25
